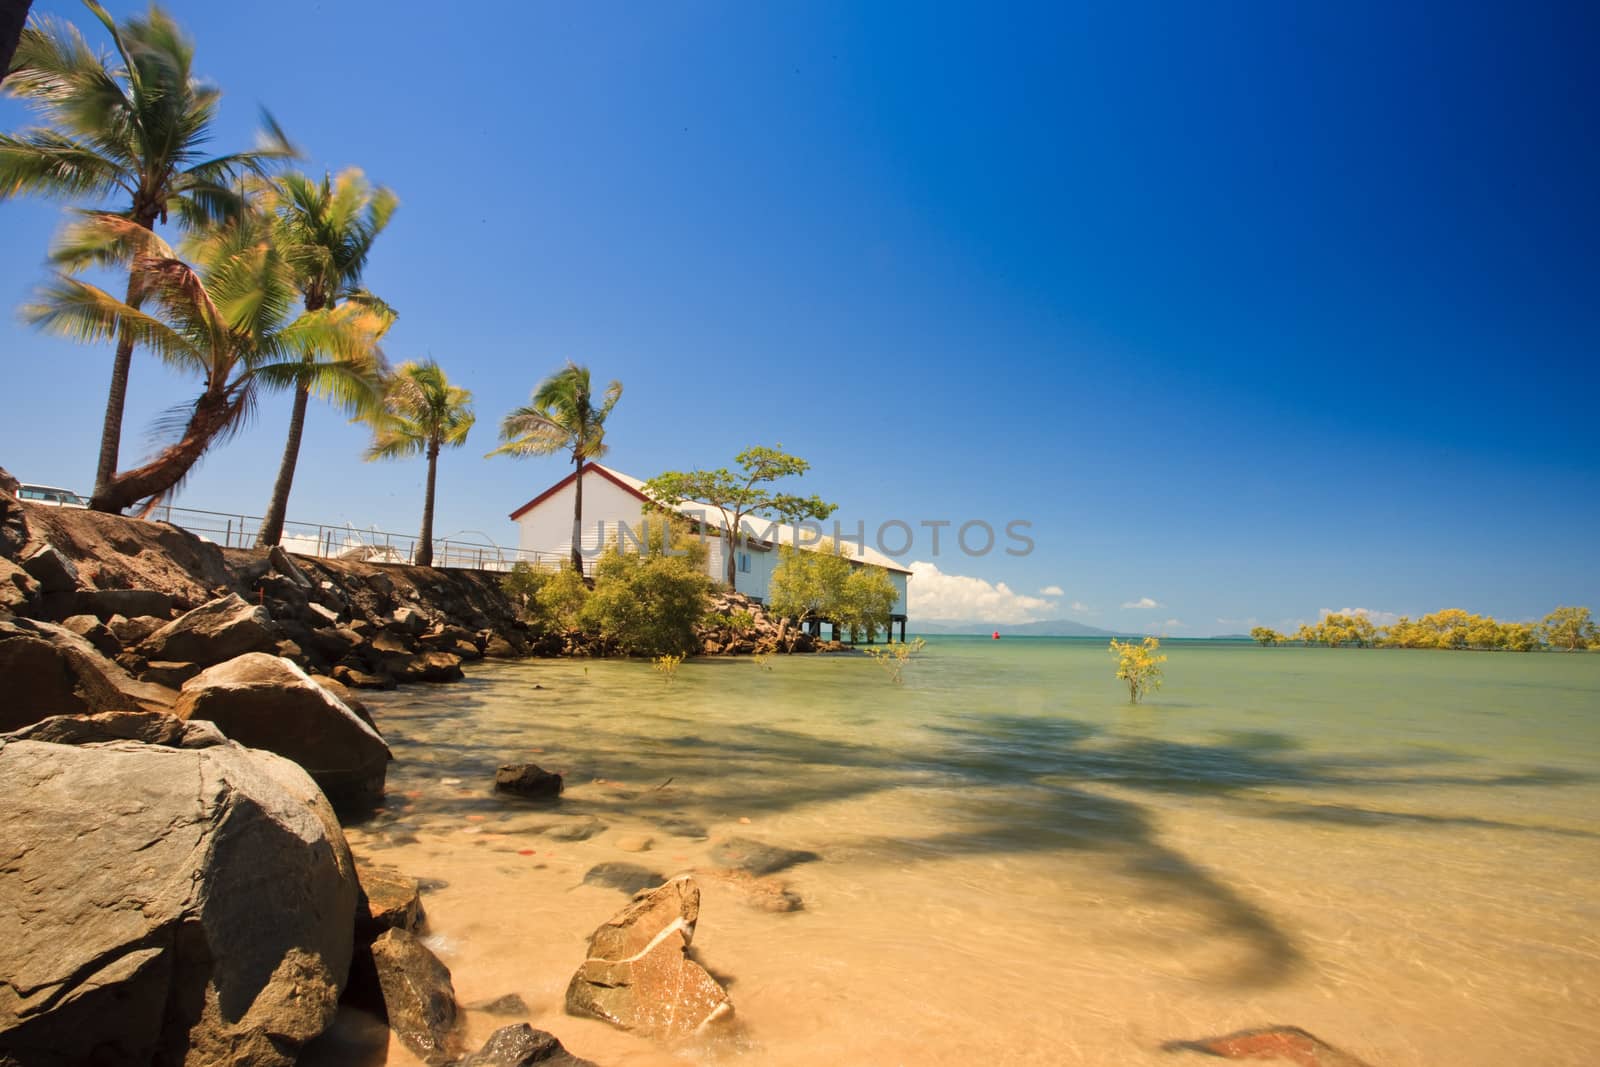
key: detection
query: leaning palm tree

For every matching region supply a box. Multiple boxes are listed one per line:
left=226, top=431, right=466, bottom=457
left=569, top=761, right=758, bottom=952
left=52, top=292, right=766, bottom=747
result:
left=0, top=2, right=32, bottom=84
left=1, top=1, right=294, bottom=510
left=363, top=361, right=474, bottom=568
left=24, top=211, right=386, bottom=512
left=489, top=362, right=622, bottom=573
left=254, top=168, right=398, bottom=547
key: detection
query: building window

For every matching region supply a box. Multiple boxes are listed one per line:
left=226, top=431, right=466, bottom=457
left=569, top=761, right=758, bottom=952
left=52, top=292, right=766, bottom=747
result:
left=738, top=552, right=751, bottom=573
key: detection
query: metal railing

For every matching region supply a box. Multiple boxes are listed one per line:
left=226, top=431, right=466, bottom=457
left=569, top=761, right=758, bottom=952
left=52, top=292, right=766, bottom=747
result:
left=143, top=503, right=569, bottom=573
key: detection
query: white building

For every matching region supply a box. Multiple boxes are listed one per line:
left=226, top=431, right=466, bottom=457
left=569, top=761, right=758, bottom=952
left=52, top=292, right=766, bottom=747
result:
left=509, top=462, right=912, bottom=637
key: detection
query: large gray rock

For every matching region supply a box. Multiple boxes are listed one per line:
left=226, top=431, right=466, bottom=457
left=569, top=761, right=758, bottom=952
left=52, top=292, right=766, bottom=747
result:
left=0, top=733, right=359, bottom=1066
left=175, top=653, right=391, bottom=805
left=495, top=762, right=563, bottom=798
left=369, top=928, right=457, bottom=1065
left=140, top=593, right=278, bottom=667
left=355, top=861, right=424, bottom=939
left=5, top=710, right=224, bottom=749
left=73, top=588, right=177, bottom=622
left=564, top=876, right=733, bottom=1040
left=0, top=615, right=175, bottom=731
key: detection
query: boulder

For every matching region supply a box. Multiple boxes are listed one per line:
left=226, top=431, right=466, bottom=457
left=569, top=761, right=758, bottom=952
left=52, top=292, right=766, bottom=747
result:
left=473, top=993, right=529, bottom=1017
left=4, top=710, right=224, bottom=749
left=564, top=876, right=733, bottom=1039
left=0, top=733, right=358, bottom=1067
left=333, top=664, right=396, bottom=690
left=72, top=587, right=177, bottom=622
left=387, top=605, right=429, bottom=635
left=0, top=615, right=175, bottom=731
left=140, top=660, right=203, bottom=689
left=307, top=601, right=341, bottom=626
left=460, top=1023, right=593, bottom=1066
left=107, top=613, right=167, bottom=646
left=396, top=650, right=465, bottom=683
left=0, top=557, right=39, bottom=614
left=310, top=673, right=378, bottom=730
left=20, top=543, right=80, bottom=594
left=175, top=653, right=391, bottom=805
left=0, top=474, right=29, bottom=559
left=495, top=762, right=563, bottom=799
left=60, top=613, right=120, bottom=657
left=355, top=861, right=425, bottom=939
left=141, top=593, right=278, bottom=667
left=306, top=624, right=363, bottom=660
left=709, top=836, right=820, bottom=876
left=368, top=928, right=457, bottom=1065
left=483, top=633, right=525, bottom=658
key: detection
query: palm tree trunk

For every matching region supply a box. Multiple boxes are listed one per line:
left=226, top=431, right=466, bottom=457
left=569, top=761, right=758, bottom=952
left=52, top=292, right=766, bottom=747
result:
left=725, top=514, right=739, bottom=588
left=416, top=438, right=439, bottom=567
left=94, top=386, right=241, bottom=513
left=569, top=454, right=583, bottom=574
left=90, top=209, right=158, bottom=514
left=0, top=2, right=33, bottom=86
left=255, top=376, right=311, bottom=547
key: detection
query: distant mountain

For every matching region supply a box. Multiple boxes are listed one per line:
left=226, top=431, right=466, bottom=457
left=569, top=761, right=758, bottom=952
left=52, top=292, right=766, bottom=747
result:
left=911, top=619, right=1121, bottom=637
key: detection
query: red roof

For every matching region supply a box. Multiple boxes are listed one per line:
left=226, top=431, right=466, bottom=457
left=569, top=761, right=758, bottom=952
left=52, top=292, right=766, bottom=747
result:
left=507, top=462, right=651, bottom=521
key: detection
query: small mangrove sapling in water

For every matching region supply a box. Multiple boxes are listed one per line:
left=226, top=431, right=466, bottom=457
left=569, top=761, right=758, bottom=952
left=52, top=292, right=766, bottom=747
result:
left=1110, top=636, right=1166, bottom=703
left=653, top=653, right=684, bottom=682
left=865, top=638, right=927, bottom=684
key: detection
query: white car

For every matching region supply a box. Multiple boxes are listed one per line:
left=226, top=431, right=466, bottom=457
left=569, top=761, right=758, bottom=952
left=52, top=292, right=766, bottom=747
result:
left=17, top=484, right=91, bottom=508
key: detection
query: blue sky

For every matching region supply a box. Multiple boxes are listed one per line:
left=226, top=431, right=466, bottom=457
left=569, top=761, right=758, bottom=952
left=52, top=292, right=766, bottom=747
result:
left=2, top=1, right=1596, bottom=634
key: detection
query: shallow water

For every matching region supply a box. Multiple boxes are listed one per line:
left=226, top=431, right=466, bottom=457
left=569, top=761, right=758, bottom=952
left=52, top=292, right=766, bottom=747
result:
left=312, top=638, right=1600, bottom=1066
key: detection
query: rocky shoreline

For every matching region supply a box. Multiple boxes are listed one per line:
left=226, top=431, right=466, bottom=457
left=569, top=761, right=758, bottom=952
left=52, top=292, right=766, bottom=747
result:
left=0, top=472, right=745, bottom=1065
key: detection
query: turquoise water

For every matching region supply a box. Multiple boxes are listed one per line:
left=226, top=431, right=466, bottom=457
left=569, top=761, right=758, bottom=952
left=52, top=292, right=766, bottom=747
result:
left=328, top=638, right=1600, bottom=1066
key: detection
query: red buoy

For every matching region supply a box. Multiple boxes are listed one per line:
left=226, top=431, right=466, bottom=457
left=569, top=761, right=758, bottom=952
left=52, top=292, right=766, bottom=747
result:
left=992, top=631, right=1000, bottom=640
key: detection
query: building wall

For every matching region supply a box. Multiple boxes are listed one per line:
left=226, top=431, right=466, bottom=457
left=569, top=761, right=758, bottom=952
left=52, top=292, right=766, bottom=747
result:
left=513, top=472, right=649, bottom=561
left=514, top=470, right=908, bottom=616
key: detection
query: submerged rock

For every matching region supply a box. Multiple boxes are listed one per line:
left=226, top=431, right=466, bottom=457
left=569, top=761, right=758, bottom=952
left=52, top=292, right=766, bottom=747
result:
left=140, top=592, right=278, bottom=667
left=175, top=652, right=392, bottom=805
left=368, top=928, right=458, bottom=1065
left=1163, top=1026, right=1374, bottom=1066
left=0, top=733, right=358, bottom=1067
left=582, top=862, right=667, bottom=895
left=461, top=1022, right=594, bottom=1066
left=496, top=762, right=563, bottom=798
left=543, top=816, right=605, bottom=841
left=708, top=836, right=820, bottom=876
left=565, top=876, right=733, bottom=1040
left=472, top=993, right=530, bottom=1017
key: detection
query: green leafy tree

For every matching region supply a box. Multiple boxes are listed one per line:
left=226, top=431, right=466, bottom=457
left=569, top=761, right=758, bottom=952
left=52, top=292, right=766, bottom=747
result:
left=25, top=212, right=385, bottom=512
left=582, top=538, right=711, bottom=657
left=1110, top=636, right=1166, bottom=703
left=1541, top=606, right=1596, bottom=651
left=362, top=360, right=475, bottom=567
left=489, top=361, right=622, bottom=573
left=646, top=446, right=836, bottom=588
left=2, top=1, right=294, bottom=509
left=1249, top=627, right=1283, bottom=647
left=839, top=564, right=900, bottom=642
left=255, top=168, right=398, bottom=546
left=766, top=540, right=851, bottom=626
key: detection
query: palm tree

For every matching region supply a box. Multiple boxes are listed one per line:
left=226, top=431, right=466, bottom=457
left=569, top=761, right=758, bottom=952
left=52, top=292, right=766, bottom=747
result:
left=363, top=361, right=474, bottom=568
left=1, top=2, right=294, bottom=511
left=254, top=168, right=398, bottom=547
left=0, top=3, right=33, bottom=84
left=489, top=362, right=622, bottom=573
left=24, top=211, right=387, bottom=512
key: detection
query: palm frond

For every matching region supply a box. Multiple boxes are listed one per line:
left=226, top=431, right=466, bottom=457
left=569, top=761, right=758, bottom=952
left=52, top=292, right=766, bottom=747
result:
left=22, top=274, right=201, bottom=371
left=49, top=209, right=174, bottom=272
left=0, top=129, right=127, bottom=200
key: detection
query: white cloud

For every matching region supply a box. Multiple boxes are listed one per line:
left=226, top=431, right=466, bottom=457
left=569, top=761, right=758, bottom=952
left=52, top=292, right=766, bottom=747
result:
left=1039, top=585, right=1064, bottom=597
left=1122, top=596, right=1161, bottom=610
left=907, top=561, right=1057, bottom=623
left=1070, top=601, right=1094, bottom=615
left=1142, top=618, right=1184, bottom=633
left=1320, top=606, right=1401, bottom=627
